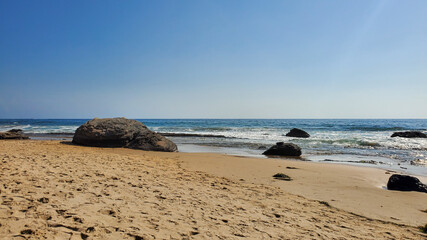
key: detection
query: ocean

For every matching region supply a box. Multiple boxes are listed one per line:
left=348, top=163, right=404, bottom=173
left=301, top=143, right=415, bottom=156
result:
left=1, top=119, right=426, bottom=176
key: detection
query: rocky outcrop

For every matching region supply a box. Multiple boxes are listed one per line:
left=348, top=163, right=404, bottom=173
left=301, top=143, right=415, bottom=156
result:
left=387, top=174, right=427, bottom=193
left=391, top=131, right=427, bottom=138
left=285, top=128, right=310, bottom=138
left=262, top=142, right=302, bottom=156
left=0, top=129, right=29, bottom=139
left=72, top=118, right=177, bottom=152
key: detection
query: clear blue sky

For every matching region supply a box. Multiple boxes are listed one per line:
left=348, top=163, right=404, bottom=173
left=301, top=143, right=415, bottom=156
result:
left=1, top=0, right=426, bottom=118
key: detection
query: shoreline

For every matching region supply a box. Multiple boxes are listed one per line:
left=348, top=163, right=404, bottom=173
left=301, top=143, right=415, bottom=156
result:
left=177, top=143, right=427, bottom=177
left=21, top=133, right=427, bottom=177
left=1, top=140, right=426, bottom=239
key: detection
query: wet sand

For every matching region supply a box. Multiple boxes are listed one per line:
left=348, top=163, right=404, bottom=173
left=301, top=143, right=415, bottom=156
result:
left=0, top=140, right=426, bottom=239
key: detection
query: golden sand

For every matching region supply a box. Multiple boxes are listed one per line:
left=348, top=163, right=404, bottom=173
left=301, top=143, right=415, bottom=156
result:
left=0, top=140, right=425, bottom=239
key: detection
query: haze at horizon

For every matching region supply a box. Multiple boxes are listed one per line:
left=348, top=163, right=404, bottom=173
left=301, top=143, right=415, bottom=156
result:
left=1, top=0, right=427, bottom=119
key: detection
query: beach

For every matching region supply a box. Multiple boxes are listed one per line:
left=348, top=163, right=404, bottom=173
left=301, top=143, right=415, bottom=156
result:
left=2, top=119, right=427, bottom=176
left=3, top=0, right=427, bottom=239
left=0, top=140, right=425, bottom=239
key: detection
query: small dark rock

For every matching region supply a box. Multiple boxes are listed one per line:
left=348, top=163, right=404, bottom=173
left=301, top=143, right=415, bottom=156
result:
left=286, top=166, right=298, bottom=169
left=285, top=128, right=310, bottom=138
left=38, top=197, right=49, bottom=203
left=273, top=173, right=292, bottom=181
left=20, top=229, right=34, bottom=235
left=0, top=129, right=29, bottom=140
left=263, top=142, right=302, bottom=156
left=391, top=131, right=427, bottom=138
left=387, top=174, right=427, bottom=193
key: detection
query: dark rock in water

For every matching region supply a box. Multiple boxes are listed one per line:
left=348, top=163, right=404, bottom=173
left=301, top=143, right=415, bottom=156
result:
left=391, top=131, right=427, bottom=138
left=263, top=142, right=302, bottom=156
left=72, top=118, right=177, bottom=152
left=387, top=174, right=427, bottom=193
left=285, top=128, right=310, bottom=138
left=0, top=129, right=29, bottom=140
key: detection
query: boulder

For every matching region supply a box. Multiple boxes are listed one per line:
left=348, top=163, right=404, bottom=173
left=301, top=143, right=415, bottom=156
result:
left=0, top=129, right=29, bottom=140
left=387, top=174, right=427, bottom=193
left=263, top=142, right=302, bottom=156
left=72, top=118, right=177, bottom=152
left=390, top=131, right=427, bottom=138
left=285, top=128, right=310, bottom=138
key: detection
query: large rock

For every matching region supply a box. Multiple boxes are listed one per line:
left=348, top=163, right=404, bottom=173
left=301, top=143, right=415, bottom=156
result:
left=387, top=174, right=427, bottom=193
left=263, top=142, right=302, bottom=156
left=391, top=131, right=427, bottom=138
left=285, top=128, right=310, bottom=138
left=72, top=118, right=177, bottom=152
left=0, top=129, right=29, bottom=140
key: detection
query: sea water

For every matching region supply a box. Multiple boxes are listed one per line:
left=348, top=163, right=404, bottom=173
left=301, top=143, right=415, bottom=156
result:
left=1, top=119, right=426, bottom=176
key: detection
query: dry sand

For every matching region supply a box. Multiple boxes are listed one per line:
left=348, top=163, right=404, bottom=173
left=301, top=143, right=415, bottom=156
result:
left=0, top=140, right=426, bottom=239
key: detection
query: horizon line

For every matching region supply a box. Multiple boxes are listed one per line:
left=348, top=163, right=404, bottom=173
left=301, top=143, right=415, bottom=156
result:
left=1, top=118, right=427, bottom=120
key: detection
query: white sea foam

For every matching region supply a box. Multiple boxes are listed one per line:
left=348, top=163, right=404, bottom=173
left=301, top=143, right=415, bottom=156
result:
left=26, top=125, right=79, bottom=133
left=0, top=124, right=31, bottom=131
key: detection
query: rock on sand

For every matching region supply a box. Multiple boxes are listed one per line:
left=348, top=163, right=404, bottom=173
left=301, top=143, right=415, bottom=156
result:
left=387, top=174, right=427, bottom=193
left=72, top=117, right=177, bottom=152
left=263, top=142, right=302, bottom=156
left=0, top=129, right=29, bottom=140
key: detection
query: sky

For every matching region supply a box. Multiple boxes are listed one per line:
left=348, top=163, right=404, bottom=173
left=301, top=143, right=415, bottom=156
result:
left=1, top=0, right=426, bottom=119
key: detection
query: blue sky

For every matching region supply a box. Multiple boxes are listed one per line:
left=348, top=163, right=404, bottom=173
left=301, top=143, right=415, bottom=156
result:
left=1, top=0, right=426, bottom=118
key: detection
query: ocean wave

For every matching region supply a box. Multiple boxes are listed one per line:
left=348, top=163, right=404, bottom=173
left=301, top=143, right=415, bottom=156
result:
left=0, top=124, right=31, bottom=131
left=358, top=141, right=382, bottom=147
left=189, top=127, right=234, bottom=132
left=345, top=126, right=408, bottom=131
left=292, top=137, right=427, bottom=151
left=27, top=132, right=74, bottom=136
left=160, top=132, right=228, bottom=138
left=302, top=138, right=382, bottom=148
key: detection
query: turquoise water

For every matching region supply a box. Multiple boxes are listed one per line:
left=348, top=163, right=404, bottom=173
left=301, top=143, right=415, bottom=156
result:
left=1, top=119, right=426, bottom=175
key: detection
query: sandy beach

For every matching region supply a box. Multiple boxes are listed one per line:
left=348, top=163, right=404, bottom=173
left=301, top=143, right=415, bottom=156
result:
left=0, top=140, right=426, bottom=239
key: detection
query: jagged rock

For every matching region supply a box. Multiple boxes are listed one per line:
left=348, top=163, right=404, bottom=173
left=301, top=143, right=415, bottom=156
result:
left=0, top=129, right=29, bottom=140
left=387, top=174, right=427, bottom=193
left=263, top=142, right=302, bottom=156
left=391, top=131, right=427, bottom=138
left=285, top=128, right=310, bottom=138
left=72, top=118, right=177, bottom=152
